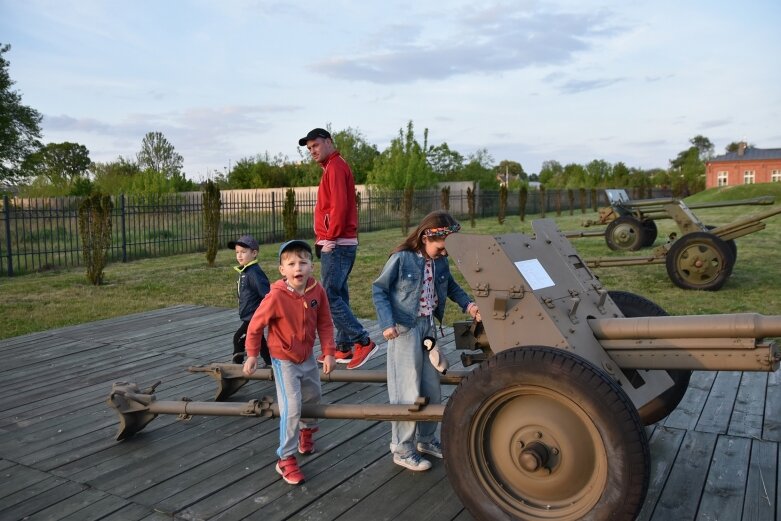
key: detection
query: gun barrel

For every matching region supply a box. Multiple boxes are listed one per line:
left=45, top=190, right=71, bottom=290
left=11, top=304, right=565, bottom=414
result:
left=589, top=313, right=781, bottom=340
left=688, top=195, right=775, bottom=209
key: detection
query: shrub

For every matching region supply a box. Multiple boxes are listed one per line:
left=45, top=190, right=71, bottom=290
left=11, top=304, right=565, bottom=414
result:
left=78, top=192, right=113, bottom=285
left=282, top=187, right=298, bottom=240
left=202, top=180, right=221, bottom=266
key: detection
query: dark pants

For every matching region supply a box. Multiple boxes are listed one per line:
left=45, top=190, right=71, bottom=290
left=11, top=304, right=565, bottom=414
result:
left=233, top=320, right=270, bottom=365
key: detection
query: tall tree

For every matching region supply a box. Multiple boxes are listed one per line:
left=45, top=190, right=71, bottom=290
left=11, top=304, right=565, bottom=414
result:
left=136, top=131, right=184, bottom=178
left=495, top=160, right=526, bottom=183
left=539, top=160, right=563, bottom=186
left=427, top=142, right=464, bottom=178
left=690, top=135, right=714, bottom=160
left=0, top=44, right=43, bottom=184
left=22, top=142, right=91, bottom=189
left=332, top=127, right=379, bottom=185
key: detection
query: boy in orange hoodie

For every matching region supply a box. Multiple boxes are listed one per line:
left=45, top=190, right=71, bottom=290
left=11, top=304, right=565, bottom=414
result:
left=243, top=240, right=336, bottom=485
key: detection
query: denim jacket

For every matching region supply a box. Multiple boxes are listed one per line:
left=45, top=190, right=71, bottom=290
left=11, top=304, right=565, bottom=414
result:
left=372, top=250, right=473, bottom=331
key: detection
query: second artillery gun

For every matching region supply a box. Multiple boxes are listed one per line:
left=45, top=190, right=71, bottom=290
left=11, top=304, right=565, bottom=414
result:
left=108, top=219, right=781, bottom=521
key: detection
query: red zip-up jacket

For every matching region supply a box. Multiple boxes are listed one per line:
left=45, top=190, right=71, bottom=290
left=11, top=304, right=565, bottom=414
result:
left=315, top=151, right=358, bottom=242
left=245, top=277, right=336, bottom=363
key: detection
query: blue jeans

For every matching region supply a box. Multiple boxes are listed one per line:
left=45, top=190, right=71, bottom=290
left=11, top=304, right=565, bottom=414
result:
left=320, top=245, right=368, bottom=347
left=386, top=316, right=440, bottom=456
left=271, top=355, right=321, bottom=458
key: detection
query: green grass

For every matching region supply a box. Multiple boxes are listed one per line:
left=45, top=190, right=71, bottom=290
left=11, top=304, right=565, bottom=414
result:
left=2, top=188, right=781, bottom=340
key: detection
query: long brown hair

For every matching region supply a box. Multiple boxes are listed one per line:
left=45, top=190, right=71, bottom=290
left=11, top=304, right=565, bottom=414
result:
left=392, top=211, right=461, bottom=254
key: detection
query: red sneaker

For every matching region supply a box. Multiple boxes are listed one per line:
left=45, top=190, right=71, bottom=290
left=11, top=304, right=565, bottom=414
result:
left=276, top=455, right=305, bottom=485
left=298, top=426, right=319, bottom=455
left=347, top=340, right=378, bottom=369
left=317, top=350, right=353, bottom=364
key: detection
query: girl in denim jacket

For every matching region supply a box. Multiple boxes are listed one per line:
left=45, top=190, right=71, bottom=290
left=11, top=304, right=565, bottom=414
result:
left=372, top=211, right=481, bottom=471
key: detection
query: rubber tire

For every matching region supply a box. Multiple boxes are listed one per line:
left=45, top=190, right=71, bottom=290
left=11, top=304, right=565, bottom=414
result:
left=608, top=290, right=691, bottom=425
left=442, top=346, right=649, bottom=521
left=641, top=219, right=658, bottom=247
left=665, top=231, right=735, bottom=291
left=605, top=215, right=646, bottom=251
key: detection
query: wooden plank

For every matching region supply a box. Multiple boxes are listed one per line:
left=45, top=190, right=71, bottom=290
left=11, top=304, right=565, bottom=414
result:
left=696, top=371, right=741, bottom=434
left=23, top=487, right=110, bottom=521
left=696, top=435, right=751, bottom=521
left=742, top=439, right=776, bottom=521
left=650, top=430, right=718, bottom=521
left=0, top=480, right=86, bottom=521
left=763, top=370, right=781, bottom=441
left=662, top=371, right=716, bottom=431
left=0, top=463, right=52, bottom=500
left=393, top=473, right=467, bottom=521
left=729, top=372, right=768, bottom=439
left=637, top=425, right=687, bottom=521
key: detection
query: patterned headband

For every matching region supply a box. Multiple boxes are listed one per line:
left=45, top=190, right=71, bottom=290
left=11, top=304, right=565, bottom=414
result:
left=423, top=223, right=461, bottom=238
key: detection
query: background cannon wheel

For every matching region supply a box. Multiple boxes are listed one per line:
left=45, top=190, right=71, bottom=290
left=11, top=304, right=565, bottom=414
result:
left=605, top=215, right=646, bottom=251
left=442, top=346, right=649, bottom=521
left=665, top=231, right=734, bottom=291
left=641, top=219, right=658, bottom=247
left=609, top=290, right=691, bottom=425
left=704, top=224, right=738, bottom=266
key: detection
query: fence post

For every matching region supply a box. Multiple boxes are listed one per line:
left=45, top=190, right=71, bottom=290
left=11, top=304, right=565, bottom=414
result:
left=271, top=191, right=277, bottom=241
left=3, top=195, right=13, bottom=276
left=120, top=193, right=127, bottom=262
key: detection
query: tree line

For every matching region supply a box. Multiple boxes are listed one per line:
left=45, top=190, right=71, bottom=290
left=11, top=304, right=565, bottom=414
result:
left=1, top=43, right=749, bottom=198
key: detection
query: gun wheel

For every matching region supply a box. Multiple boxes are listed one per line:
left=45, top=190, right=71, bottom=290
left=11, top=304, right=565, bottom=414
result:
left=609, top=290, right=691, bottom=424
left=605, top=215, right=646, bottom=251
left=665, top=231, right=734, bottom=291
left=641, top=219, right=658, bottom=247
left=443, top=346, right=649, bottom=521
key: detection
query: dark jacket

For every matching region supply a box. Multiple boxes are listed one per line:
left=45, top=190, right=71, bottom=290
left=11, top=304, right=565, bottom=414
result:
left=235, top=260, right=270, bottom=322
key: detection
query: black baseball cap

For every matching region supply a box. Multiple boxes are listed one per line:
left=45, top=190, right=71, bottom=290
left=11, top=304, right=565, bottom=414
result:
left=278, top=240, right=313, bottom=261
left=228, top=234, right=259, bottom=251
left=298, top=128, right=331, bottom=146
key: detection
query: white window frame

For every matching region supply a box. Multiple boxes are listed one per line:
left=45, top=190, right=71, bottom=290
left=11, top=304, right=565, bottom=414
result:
left=743, top=170, right=755, bottom=184
left=717, top=171, right=729, bottom=187
left=772, top=169, right=781, bottom=182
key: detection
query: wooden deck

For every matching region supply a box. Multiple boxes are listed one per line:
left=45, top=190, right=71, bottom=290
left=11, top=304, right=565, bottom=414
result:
left=0, top=305, right=779, bottom=520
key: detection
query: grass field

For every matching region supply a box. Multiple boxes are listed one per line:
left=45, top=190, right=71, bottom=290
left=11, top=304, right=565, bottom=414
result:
left=2, top=185, right=780, bottom=341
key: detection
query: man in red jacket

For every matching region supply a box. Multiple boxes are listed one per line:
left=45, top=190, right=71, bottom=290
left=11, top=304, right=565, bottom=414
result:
left=298, top=127, right=378, bottom=370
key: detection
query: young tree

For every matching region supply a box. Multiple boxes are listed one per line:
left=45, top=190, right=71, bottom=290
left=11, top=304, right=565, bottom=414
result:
left=202, top=180, right=221, bottom=266
left=368, top=121, right=436, bottom=190
left=0, top=44, right=43, bottom=184
left=137, top=131, right=184, bottom=178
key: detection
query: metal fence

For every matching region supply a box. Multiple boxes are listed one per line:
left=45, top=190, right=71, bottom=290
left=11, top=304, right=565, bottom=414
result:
left=0, top=187, right=664, bottom=277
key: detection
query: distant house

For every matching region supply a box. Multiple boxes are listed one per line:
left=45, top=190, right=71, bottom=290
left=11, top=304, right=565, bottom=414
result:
left=705, top=143, right=781, bottom=188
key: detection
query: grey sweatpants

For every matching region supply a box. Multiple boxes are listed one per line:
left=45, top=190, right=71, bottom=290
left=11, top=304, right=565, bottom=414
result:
left=271, top=355, right=322, bottom=458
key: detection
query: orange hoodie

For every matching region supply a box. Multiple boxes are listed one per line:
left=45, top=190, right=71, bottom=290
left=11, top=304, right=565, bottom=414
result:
left=245, top=277, right=335, bottom=363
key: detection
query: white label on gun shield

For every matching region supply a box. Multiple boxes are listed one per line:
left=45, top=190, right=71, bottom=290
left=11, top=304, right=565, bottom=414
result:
left=514, top=259, right=555, bottom=290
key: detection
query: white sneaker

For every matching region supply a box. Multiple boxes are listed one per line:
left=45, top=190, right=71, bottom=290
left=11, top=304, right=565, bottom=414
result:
left=393, top=452, right=432, bottom=471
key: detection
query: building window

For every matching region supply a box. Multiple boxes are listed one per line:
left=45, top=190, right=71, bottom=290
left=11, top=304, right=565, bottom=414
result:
left=772, top=170, right=781, bottom=182
left=743, top=170, right=755, bottom=184
left=717, top=171, right=729, bottom=186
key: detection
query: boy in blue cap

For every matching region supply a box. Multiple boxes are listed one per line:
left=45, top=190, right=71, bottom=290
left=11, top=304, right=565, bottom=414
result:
left=228, top=234, right=271, bottom=366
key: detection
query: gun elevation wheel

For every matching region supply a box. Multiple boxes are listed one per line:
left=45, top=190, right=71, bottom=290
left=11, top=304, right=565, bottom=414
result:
left=442, top=346, right=649, bottom=521
left=605, top=216, right=646, bottom=251
left=665, top=231, right=735, bottom=291
left=609, top=290, right=691, bottom=425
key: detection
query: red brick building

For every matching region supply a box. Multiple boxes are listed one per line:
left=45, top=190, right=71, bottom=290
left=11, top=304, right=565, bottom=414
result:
left=705, top=143, right=781, bottom=188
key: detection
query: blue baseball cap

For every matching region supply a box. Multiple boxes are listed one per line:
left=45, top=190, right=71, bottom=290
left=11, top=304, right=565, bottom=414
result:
left=278, top=240, right=312, bottom=261
left=228, top=234, right=259, bottom=250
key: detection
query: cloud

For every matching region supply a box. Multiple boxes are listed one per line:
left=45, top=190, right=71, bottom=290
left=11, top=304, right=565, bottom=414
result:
left=558, top=77, right=625, bottom=94
left=700, top=118, right=731, bottom=129
left=310, top=5, right=622, bottom=83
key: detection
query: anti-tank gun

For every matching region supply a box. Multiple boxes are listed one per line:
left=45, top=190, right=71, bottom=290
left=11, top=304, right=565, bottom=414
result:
left=107, top=219, right=781, bottom=521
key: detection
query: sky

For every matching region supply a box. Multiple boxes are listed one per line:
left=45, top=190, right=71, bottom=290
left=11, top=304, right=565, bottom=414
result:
left=2, top=0, right=780, bottom=181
